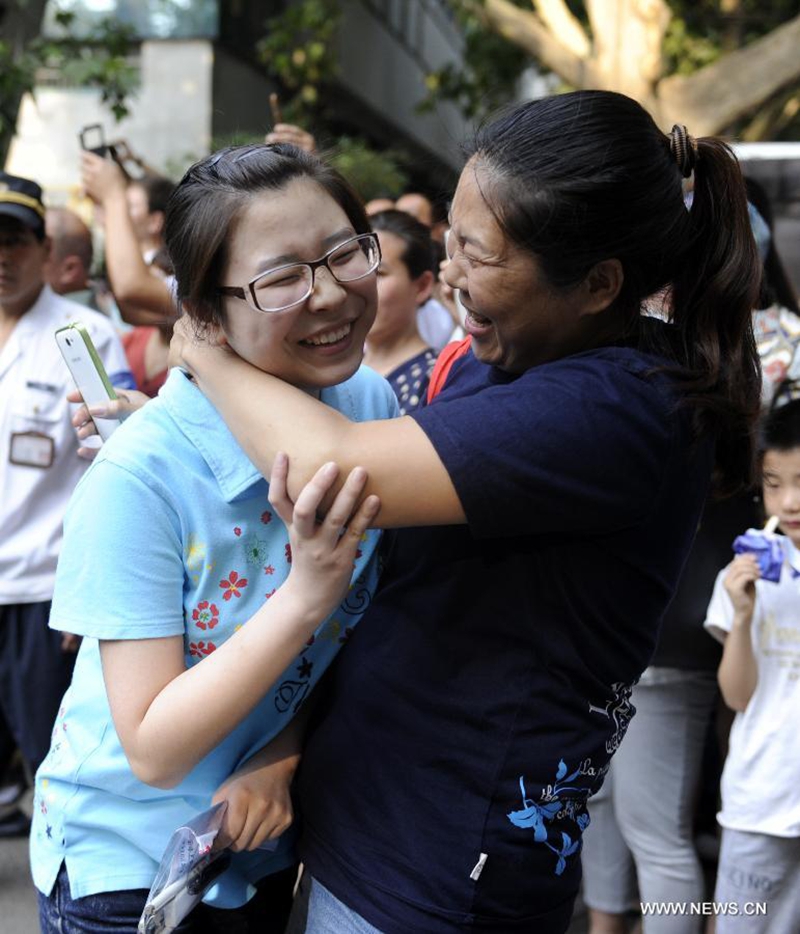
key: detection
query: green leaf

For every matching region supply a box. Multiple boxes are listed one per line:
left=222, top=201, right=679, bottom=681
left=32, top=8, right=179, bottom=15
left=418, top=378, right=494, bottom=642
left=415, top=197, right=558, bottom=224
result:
left=256, top=0, right=341, bottom=121
left=328, top=136, right=410, bottom=202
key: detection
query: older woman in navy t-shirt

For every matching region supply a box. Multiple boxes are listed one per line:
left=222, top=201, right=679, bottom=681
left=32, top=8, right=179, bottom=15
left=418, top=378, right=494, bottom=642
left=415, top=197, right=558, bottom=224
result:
left=176, top=91, right=762, bottom=933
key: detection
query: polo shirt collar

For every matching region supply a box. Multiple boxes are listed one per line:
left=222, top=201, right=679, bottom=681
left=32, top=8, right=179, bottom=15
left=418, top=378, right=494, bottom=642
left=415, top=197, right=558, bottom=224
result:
left=160, top=368, right=264, bottom=503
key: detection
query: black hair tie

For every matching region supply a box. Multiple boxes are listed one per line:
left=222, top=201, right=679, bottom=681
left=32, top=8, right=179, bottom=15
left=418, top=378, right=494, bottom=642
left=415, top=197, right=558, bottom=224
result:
left=669, top=124, right=698, bottom=178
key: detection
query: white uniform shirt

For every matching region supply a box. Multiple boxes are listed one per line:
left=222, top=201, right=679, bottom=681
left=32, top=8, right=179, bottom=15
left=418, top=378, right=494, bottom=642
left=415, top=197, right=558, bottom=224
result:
left=417, top=298, right=457, bottom=352
left=705, top=547, right=800, bottom=837
left=0, top=285, right=131, bottom=604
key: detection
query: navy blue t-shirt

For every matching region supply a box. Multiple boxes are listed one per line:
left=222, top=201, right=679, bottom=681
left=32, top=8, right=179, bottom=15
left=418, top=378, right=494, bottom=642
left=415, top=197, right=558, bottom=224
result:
left=297, top=343, right=714, bottom=933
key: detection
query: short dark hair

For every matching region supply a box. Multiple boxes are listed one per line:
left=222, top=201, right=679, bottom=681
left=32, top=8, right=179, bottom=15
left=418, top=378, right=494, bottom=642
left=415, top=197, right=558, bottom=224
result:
left=135, top=173, right=176, bottom=216
left=762, top=394, right=800, bottom=453
left=165, top=143, right=370, bottom=328
left=471, top=90, right=761, bottom=494
left=370, top=209, right=435, bottom=280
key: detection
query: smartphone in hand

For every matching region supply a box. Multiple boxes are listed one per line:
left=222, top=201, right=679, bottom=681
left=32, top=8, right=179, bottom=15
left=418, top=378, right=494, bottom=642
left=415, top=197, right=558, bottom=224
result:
left=79, top=124, right=108, bottom=157
left=55, top=324, right=120, bottom=443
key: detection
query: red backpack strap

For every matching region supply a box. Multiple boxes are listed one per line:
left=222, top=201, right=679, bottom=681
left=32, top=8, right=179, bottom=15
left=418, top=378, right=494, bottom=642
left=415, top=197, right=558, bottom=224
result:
left=426, top=337, right=472, bottom=404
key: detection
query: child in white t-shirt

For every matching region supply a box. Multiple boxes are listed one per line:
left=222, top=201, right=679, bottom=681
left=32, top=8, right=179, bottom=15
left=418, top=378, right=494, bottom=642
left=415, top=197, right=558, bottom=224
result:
left=704, top=395, right=800, bottom=933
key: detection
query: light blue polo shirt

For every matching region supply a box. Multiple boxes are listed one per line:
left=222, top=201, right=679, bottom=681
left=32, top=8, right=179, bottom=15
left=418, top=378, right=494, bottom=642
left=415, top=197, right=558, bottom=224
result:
left=30, top=366, right=398, bottom=907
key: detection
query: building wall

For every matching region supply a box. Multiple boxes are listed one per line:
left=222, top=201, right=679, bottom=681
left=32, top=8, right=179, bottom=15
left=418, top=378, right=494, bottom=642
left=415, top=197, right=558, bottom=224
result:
left=5, top=41, right=213, bottom=199
left=211, top=47, right=276, bottom=144
left=334, top=0, right=469, bottom=174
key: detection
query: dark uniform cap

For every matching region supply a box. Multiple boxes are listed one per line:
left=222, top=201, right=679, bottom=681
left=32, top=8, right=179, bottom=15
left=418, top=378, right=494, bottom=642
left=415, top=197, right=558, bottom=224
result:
left=0, top=172, right=46, bottom=238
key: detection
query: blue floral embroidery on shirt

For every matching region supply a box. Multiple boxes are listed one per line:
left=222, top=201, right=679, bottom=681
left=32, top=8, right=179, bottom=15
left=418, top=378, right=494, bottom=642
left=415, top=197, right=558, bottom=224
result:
left=507, top=759, right=592, bottom=876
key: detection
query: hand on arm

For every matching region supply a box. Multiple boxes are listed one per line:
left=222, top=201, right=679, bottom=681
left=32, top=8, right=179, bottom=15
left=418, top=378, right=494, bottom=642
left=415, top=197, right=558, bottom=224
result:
left=81, top=152, right=175, bottom=325
left=170, top=317, right=465, bottom=528
left=101, top=456, right=380, bottom=789
left=717, top=554, right=760, bottom=712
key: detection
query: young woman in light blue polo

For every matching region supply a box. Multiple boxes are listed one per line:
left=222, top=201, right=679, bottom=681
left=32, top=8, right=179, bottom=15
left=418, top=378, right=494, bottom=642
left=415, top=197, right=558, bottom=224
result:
left=31, top=144, right=397, bottom=934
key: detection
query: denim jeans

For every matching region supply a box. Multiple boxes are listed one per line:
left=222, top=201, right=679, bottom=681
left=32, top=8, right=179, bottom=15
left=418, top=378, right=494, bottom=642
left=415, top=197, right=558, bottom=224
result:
left=285, top=873, right=384, bottom=934
left=38, top=862, right=297, bottom=934
left=37, top=863, right=172, bottom=934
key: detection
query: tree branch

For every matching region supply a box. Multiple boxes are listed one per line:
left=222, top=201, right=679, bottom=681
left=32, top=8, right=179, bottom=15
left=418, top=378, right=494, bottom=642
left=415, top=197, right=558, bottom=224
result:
left=461, top=0, right=594, bottom=89
left=740, top=88, right=800, bottom=142
left=658, top=12, right=800, bottom=136
left=532, top=0, right=590, bottom=59
left=586, top=0, right=671, bottom=97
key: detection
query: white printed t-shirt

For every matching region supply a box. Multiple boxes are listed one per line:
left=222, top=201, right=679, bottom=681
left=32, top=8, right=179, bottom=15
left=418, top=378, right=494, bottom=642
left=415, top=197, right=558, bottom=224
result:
left=705, top=546, right=800, bottom=837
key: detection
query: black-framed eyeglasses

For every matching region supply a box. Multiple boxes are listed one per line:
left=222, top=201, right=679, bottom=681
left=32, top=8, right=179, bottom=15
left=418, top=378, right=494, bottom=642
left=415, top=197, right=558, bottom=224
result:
left=217, top=232, right=381, bottom=314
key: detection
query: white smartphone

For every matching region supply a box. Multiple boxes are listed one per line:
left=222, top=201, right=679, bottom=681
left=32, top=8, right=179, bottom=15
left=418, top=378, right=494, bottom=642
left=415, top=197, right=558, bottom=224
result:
left=55, top=323, right=120, bottom=443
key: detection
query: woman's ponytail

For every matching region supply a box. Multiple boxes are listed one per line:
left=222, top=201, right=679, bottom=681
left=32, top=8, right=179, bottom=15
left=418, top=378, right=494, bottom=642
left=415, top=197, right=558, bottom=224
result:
left=669, top=138, right=763, bottom=495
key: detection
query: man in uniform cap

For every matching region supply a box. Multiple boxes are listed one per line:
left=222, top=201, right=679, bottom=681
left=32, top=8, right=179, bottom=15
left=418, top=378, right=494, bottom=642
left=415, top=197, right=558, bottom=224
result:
left=0, top=171, right=132, bottom=832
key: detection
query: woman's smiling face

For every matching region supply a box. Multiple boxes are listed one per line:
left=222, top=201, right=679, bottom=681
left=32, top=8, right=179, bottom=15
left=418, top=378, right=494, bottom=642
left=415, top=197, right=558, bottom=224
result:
left=219, top=177, right=377, bottom=390
left=442, top=158, right=596, bottom=374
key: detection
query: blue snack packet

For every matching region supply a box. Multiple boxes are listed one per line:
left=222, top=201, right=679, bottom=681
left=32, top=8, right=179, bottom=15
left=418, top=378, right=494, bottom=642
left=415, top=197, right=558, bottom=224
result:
left=732, top=528, right=784, bottom=583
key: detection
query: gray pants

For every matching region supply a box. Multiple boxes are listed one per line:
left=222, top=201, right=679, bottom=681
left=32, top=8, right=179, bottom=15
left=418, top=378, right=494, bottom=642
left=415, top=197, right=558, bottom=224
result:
left=582, top=668, right=718, bottom=934
left=581, top=770, right=637, bottom=914
left=714, top=828, right=800, bottom=933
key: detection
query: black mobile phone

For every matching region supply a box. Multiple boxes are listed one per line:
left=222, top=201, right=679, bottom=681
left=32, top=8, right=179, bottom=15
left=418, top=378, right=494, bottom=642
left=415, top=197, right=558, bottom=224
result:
left=79, top=124, right=108, bottom=157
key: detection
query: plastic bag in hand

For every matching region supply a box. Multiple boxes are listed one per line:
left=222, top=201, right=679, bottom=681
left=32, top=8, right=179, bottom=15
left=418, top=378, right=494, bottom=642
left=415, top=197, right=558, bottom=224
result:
left=138, top=802, right=231, bottom=934
left=732, top=528, right=784, bottom=583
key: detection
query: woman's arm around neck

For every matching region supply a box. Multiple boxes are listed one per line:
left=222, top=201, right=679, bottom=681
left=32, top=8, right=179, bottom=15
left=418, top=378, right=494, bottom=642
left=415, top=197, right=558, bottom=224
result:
left=181, top=337, right=465, bottom=529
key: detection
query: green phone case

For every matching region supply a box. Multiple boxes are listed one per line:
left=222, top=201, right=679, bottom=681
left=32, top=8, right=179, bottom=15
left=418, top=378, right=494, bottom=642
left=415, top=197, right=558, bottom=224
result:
left=55, top=323, right=118, bottom=400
